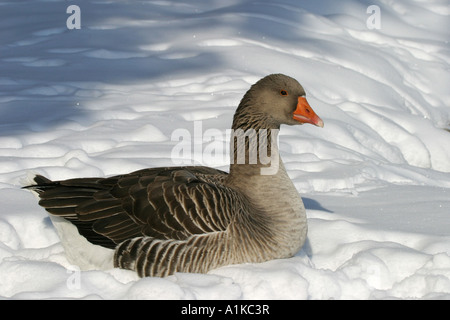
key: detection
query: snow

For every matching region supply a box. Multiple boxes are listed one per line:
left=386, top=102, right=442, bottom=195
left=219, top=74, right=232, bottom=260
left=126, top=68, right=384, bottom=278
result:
left=1, top=0, right=449, bottom=299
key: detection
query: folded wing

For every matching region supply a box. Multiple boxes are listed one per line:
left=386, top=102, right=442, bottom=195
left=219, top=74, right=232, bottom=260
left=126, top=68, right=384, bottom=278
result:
left=27, top=166, right=233, bottom=249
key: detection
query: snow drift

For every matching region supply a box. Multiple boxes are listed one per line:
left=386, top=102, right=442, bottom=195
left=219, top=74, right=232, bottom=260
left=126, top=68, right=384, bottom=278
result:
left=0, top=0, right=449, bottom=299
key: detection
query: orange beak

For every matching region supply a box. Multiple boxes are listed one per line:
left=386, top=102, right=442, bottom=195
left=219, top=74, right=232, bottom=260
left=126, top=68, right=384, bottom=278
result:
left=293, top=97, right=324, bottom=127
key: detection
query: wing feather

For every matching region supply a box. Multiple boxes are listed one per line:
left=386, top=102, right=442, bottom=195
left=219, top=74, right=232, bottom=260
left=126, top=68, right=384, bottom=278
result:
left=27, top=167, right=235, bottom=249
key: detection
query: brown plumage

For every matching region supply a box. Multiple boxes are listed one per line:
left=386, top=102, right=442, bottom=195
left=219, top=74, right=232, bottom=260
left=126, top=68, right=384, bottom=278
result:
left=24, top=74, right=324, bottom=277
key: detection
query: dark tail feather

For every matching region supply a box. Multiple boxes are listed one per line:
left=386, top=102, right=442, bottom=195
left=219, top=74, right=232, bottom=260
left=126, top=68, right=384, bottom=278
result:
left=23, top=174, right=118, bottom=249
left=22, top=174, right=54, bottom=193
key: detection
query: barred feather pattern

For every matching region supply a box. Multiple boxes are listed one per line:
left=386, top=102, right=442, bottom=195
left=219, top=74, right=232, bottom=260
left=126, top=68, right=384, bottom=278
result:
left=115, top=233, right=226, bottom=277
left=114, top=211, right=279, bottom=277
left=25, top=167, right=285, bottom=277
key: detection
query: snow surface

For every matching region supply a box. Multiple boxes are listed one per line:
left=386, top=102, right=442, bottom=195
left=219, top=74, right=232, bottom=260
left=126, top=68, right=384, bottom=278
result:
left=1, top=0, right=449, bottom=299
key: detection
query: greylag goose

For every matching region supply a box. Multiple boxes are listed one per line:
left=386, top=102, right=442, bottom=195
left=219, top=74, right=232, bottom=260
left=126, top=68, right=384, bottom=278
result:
left=24, top=74, right=324, bottom=277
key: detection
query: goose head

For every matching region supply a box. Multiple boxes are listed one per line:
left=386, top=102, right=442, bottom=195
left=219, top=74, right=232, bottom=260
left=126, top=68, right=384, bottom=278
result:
left=232, top=74, right=324, bottom=130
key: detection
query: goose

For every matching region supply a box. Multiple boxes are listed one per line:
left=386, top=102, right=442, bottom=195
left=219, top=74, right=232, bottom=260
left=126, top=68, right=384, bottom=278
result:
left=24, top=74, right=324, bottom=277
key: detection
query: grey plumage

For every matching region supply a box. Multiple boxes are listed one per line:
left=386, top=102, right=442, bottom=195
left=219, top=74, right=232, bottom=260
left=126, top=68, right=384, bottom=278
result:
left=24, top=74, right=324, bottom=277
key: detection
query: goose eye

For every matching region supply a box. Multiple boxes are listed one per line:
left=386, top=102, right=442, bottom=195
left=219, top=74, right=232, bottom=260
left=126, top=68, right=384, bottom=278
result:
left=280, top=90, right=288, bottom=96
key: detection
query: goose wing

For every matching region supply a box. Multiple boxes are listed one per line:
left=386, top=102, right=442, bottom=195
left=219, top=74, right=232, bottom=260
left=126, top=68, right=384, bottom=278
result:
left=28, top=166, right=235, bottom=249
